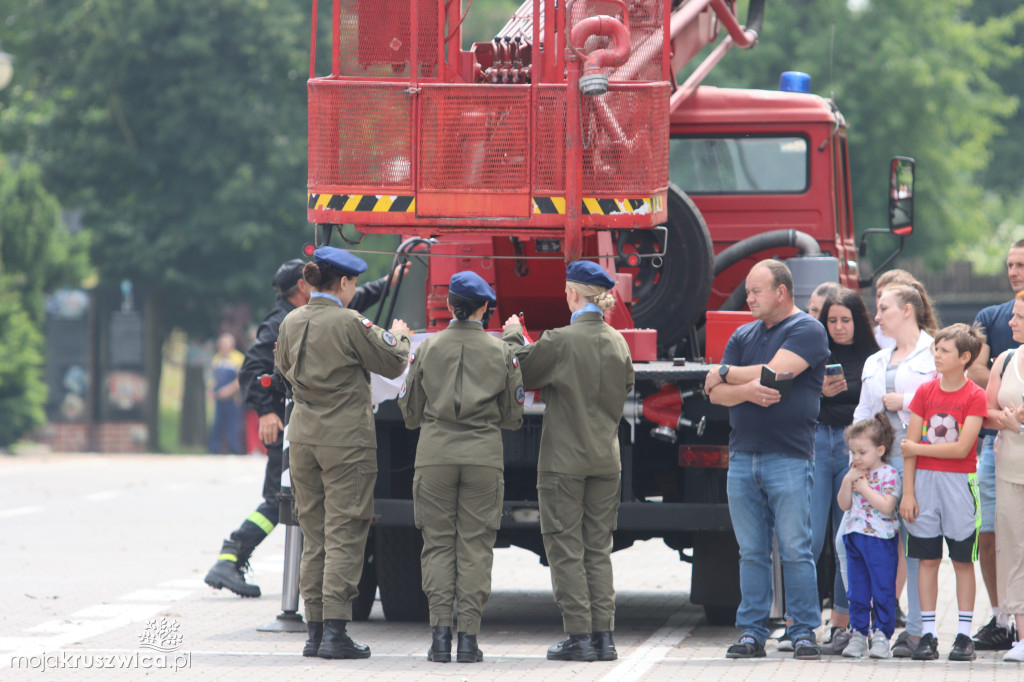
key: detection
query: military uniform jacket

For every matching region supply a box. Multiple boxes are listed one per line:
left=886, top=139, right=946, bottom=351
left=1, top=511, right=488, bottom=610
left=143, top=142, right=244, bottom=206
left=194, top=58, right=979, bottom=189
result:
left=275, top=297, right=410, bottom=448
left=503, top=312, right=634, bottom=476
left=399, top=321, right=524, bottom=470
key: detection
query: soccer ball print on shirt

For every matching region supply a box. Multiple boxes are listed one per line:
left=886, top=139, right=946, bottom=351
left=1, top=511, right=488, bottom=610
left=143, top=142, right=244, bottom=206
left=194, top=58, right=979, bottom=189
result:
left=923, top=413, right=959, bottom=444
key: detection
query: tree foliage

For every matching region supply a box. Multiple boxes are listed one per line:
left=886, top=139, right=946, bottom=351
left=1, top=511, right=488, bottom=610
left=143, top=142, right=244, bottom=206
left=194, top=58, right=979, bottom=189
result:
left=696, top=0, right=1022, bottom=268
left=0, top=0, right=313, bottom=334
left=0, top=159, right=91, bottom=446
left=0, top=161, right=92, bottom=324
left=0, top=278, right=46, bottom=448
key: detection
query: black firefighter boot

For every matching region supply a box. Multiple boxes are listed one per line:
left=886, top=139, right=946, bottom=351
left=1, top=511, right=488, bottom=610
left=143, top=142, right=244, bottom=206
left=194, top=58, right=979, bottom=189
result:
left=456, top=631, right=484, bottom=662
left=592, top=631, right=618, bottom=661
left=318, top=619, right=371, bottom=659
left=204, top=540, right=261, bottom=598
left=547, top=633, right=597, bottom=661
left=428, top=625, right=452, bottom=662
left=302, top=622, right=324, bottom=657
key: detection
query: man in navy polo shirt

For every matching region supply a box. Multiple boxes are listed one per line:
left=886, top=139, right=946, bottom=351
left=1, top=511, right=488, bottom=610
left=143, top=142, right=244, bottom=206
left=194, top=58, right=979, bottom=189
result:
left=705, top=259, right=829, bottom=660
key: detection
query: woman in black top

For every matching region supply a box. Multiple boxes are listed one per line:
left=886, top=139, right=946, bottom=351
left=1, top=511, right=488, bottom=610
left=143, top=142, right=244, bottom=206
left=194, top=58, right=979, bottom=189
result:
left=813, top=288, right=879, bottom=650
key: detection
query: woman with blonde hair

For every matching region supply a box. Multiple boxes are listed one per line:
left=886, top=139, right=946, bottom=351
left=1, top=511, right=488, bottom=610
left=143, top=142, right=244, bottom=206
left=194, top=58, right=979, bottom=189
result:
left=503, top=261, right=634, bottom=662
left=873, top=271, right=939, bottom=349
left=853, top=280, right=938, bottom=657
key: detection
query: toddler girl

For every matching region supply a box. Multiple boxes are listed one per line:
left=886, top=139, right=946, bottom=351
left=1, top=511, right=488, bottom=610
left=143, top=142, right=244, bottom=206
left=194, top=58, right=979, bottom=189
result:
left=837, top=413, right=901, bottom=658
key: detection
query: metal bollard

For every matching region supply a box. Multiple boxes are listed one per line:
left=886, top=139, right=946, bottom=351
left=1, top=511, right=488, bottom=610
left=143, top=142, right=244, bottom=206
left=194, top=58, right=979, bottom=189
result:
left=258, top=398, right=306, bottom=633
left=769, top=533, right=785, bottom=620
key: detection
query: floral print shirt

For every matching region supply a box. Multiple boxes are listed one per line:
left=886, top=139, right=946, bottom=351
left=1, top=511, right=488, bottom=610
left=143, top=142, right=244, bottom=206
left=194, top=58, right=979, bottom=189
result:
left=844, top=463, right=901, bottom=539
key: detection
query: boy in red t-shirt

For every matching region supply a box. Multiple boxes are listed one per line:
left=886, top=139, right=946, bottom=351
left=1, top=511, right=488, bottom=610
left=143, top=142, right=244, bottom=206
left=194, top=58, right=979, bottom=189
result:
left=900, top=323, right=987, bottom=662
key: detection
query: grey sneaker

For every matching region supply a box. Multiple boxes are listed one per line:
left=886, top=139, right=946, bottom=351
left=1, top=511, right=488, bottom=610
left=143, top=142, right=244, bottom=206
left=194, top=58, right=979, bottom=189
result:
left=776, top=633, right=793, bottom=651
left=890, top=630, right=920, bottom=658
left=820, top=629, right=851, bottom=655
left=869, top=630, right=890, bottom=659
left=842, top=631, right=868, bottom=658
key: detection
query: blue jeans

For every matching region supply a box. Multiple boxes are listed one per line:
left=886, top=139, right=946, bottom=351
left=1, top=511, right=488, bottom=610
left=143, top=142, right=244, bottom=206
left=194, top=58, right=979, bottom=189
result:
left=890, top=454, right=922, bottom=636
left=209, top=400, right=243, bottom=454
left=728, top=451, right=821, bottom=643
left=979, top=434, right=996, bottom=533
left=812, top=423, right=850, bottom=614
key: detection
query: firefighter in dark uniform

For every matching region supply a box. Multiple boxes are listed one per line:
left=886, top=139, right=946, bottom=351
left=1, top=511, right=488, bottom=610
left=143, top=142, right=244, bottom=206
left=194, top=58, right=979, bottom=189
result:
left=275, top=246, right=410, bottom=659
left=398, top=271, right=524, bottom=663
left=203, top=258, right=401, bottom=598
left=502, top=260, right=634, bottom=662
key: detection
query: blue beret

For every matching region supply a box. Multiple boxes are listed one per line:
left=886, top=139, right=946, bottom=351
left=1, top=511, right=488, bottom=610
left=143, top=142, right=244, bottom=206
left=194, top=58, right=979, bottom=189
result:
left=313, top=246, right=367, bottom=277
left=566, top=261, right=615, bottom=289
left=449, top=271, right=496, bottom=303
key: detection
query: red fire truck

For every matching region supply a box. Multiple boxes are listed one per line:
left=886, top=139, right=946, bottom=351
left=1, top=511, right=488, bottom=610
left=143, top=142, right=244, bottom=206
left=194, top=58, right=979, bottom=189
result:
left=304, top=0, right=915, bottom=623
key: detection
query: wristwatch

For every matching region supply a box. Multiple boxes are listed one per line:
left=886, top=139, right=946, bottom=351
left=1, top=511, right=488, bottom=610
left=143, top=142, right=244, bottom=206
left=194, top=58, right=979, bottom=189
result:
left=718, top=364, right=731, bottom=382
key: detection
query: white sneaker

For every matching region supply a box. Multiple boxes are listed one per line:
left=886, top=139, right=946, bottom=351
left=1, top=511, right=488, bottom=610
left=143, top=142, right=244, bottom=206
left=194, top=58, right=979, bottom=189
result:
left=843, top=631, right=868, bottom=658
left=1004, top=640, right=1024, bottom=662
left=869, top=630, right=890, bottom=659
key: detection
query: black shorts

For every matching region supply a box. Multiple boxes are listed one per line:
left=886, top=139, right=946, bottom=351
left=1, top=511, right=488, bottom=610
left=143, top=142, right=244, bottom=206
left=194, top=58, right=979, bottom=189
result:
left=905, top=531, right=978, bottom=563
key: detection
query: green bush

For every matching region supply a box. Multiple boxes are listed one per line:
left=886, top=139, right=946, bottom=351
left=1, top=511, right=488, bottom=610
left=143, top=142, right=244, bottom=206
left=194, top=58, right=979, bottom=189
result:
left=0, top=278, right=47, bottom=447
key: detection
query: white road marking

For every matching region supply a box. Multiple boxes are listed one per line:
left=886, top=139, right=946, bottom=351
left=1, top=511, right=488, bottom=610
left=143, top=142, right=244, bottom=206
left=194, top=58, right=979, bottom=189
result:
left=157, top=578, right=207, bottom=589
left=598, top=610, right=697, bottom=682
left=0, top=585, right=198, bottom=668
left=118, top=589, right=192, bottom=602
left=0, top=506, right=43, bottom=518
left=84, top=491, right=120, bottom=501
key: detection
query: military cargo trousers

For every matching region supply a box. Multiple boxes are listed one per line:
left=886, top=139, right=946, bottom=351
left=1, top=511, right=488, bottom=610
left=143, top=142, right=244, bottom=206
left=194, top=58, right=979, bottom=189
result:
left=289, top=443, right=376, bottom=622
left=414, top=464, right=504, bottom=635
left=537, top=471, right=620, bottom=634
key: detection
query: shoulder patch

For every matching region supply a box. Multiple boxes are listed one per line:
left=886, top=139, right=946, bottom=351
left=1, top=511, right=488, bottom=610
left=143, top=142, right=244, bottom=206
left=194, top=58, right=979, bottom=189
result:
left=398, top=381, right=407, bottom=398
left=409, top=352, right=415, bottom=363
left=512, top=356, right=519, bottom=368
left=361, top=317, right=373, bottom=328
left=515, top=386, right=525, bottom=404
left=381, top=330, right=397, bottom=346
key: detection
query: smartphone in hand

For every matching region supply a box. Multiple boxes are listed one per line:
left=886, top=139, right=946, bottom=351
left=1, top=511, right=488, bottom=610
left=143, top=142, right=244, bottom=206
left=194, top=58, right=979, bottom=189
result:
left=825, top=363, right=844, bottom=376
left=761, top=366, right=794, bottom=401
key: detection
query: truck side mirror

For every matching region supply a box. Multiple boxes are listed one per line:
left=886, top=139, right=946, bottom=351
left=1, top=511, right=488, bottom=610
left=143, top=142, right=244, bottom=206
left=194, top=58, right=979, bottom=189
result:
left=888, top=156, right=915, bottom=236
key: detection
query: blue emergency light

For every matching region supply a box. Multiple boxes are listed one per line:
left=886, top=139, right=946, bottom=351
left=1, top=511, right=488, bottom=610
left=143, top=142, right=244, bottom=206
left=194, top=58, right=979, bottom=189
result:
left=779, top=71, right=811, bottom=93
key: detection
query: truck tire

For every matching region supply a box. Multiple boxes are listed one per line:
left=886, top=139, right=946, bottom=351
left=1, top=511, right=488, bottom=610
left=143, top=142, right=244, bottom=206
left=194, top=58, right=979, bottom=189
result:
left=375, top=526, right=429, bottom=622
left=629, top=183, right=714, bottom=352
left=351, top=529, right=377, bottom=621
left=689, top=531, right=742, bottom=624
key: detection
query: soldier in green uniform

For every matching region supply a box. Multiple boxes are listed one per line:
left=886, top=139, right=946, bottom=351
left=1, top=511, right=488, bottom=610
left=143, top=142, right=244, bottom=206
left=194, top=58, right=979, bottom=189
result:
left=502, top=260, right=634, bottom=662
left=399, top=271, right=524, bottom=663
left=275, top=246, right=410, bottom=660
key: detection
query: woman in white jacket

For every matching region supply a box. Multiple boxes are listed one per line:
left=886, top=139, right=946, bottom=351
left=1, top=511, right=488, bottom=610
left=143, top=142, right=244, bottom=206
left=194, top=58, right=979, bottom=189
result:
left=851, top=282, right=938, bottom=658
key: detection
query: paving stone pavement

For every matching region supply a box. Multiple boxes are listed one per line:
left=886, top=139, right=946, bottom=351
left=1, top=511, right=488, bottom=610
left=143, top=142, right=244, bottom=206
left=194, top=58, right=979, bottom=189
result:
left=0, top=453, right=1016, bottom=680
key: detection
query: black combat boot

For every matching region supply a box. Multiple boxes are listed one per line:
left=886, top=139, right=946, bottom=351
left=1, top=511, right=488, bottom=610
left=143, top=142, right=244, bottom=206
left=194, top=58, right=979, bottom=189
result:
left=592, top=631, right=618, bottom=661
left=456, top=631, right=483, bottom=662
left=547, top=633, right=597, bottom=661
left=204, top=540, right=261, bottom=598
left=428, top=625, right=452, bottom=662
left=302, top=621, right=323, bottom=657
left=318, top=619, right=371, bottom=659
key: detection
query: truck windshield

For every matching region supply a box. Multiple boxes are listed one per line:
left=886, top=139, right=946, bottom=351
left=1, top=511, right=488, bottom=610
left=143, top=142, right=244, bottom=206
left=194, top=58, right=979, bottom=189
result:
left=669, top=136, right=808, bottom=194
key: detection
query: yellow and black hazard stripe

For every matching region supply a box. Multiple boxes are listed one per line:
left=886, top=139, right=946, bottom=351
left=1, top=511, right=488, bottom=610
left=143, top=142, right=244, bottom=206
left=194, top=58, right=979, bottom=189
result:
left=308, top=193, right=415, bottom=213
left=532, top=197, right=661, bottom=215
